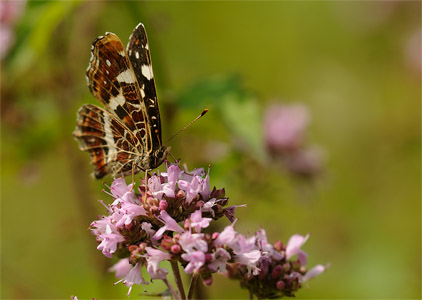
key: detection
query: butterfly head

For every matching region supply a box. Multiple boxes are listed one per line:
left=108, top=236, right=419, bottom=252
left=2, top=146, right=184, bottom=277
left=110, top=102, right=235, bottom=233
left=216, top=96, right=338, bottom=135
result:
left=149, top=146, right=171, bottom=170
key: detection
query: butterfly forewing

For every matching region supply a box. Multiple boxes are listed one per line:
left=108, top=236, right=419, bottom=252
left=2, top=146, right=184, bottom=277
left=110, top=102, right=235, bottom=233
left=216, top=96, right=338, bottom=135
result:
left=127, top=23, right=162, bottom=149
left=86, top=33, right=152, bottom=152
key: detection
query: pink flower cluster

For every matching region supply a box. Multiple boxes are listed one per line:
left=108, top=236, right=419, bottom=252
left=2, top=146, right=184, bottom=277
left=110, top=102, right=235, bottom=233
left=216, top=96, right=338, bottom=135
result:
left=264, top=103, right=325, bottom=177
left=90, top=163, right=325, bottom=298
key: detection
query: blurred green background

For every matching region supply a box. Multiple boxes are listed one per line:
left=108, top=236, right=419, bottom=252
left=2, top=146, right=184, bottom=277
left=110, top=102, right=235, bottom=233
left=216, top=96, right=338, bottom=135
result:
left=1, top=1, right=420, bottom=299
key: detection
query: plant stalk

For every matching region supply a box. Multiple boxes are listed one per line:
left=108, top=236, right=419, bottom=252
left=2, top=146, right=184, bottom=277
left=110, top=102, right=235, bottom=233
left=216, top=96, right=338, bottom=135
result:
left=163, top=278, right=179, bottom=300
left=187, top=274, right=198, bottom=300
left=171, top=260, right=186, bottom=300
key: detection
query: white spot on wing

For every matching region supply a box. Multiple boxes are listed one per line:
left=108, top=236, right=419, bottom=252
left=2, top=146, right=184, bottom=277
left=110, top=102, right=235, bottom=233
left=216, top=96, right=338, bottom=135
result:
left=104, top=116, right=117, bottom=163
left=106, top=59, right=111, bottom=66
left=109, top=90, right=126, bottom=110
left=135, top=51, right=139, bottom=59
left=145, top=43, right=149, bottom=50
left=141, top=64, right=153, bottom=80
left=116, top=69, right=137, bottom=84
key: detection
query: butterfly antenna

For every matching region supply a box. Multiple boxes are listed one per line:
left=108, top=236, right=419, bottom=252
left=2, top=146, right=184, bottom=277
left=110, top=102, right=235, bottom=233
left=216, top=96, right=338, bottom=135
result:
left=166, top=109, right=208, bottom=144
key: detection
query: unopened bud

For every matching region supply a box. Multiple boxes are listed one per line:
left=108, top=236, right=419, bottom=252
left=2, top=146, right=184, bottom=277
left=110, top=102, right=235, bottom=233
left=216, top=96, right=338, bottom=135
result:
left=276, top=280, right=285, bottom=290
left=273, top=240, right=283, bottom=251
left=271, top=264, right=283, bottom=280
left=176, top=190, right=185, bottom=199
left=138, top=243, right=146, bottom=251
left=203, top=276, right=213, bottom=286
left=159, top=200, right=168, bottom=210
left=171, top=244, right=181, bottom=254
left=128, top=245, right=138, bottom=252
left=212, top=232, right=219, bottom=239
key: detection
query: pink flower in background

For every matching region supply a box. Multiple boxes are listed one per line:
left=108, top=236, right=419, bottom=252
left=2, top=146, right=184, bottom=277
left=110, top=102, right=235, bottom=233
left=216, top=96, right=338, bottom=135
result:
left=0, top=0, right=26, bottom=59
left=264, top=103, right=310, bottom=152
left=404, top=29, right=421, bottom=76
left=284, top=146, right=325, bottom=177
left=264, top=102, right=325, bottom=178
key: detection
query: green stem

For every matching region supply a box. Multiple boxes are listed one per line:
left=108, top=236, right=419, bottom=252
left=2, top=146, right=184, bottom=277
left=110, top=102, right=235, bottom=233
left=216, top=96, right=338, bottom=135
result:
left=171, top=260, right=186, bottom=300
left=187, top=274, right=198, bottom=300
left=163, top=278, right=179, bottom=300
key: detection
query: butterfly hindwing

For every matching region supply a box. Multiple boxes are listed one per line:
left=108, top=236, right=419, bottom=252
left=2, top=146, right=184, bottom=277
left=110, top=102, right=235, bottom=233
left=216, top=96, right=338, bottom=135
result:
left=74, top=104, right=140, bottom=178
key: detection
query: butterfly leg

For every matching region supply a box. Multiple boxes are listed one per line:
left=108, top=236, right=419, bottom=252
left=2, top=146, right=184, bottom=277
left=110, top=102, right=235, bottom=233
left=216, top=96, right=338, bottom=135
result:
left=143, top=169, right=150, bottom=202
left=130, top=163, right=135, bottom=192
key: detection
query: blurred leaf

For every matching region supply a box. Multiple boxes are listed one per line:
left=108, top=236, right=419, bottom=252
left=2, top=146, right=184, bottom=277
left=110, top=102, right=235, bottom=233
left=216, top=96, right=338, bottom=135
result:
left=178, top=75, right=267, bottom=164
left=9, top=0, right=81, bottom=76
left=177, top=74, right=242, bottom=109
left=219, top=93, right=267, bottom=165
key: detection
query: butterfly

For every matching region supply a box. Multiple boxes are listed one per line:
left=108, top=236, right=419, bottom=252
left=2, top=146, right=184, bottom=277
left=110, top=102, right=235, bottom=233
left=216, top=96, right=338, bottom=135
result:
left=73, top=23, right=170, bottom=179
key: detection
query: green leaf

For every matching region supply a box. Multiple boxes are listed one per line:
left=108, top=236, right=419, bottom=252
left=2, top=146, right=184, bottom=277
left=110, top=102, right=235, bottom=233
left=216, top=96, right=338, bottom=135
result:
left=219, top=93, right=268, bottom=165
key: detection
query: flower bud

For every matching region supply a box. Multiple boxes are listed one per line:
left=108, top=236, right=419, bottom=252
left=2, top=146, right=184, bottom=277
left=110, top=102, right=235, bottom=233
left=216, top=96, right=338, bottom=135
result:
left=159, top=200, right=168, bottom=210
left=271, top=264, right=283, bottom=280
left=276, top=280, right=285, bottom=290
left=171, top=244, right=181, bottom=254
left=202, top=275, right=213, bottom=286
left=128, top=245, right=138, bottom=252
left=258, top=259, right=270, bottom=280
left=138, top=243, right=146, bottom=251
left=212, top=232, right=219, bottom=239
left=176, top=190, right=185, bottom=199
left=161, top=235, right=174, bottom=251
left=273, top=240, right=283, bottom=251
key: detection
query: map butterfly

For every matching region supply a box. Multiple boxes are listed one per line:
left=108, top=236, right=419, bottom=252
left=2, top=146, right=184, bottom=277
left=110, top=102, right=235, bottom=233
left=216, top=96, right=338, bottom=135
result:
left=73, top=23, right=170, bottom=179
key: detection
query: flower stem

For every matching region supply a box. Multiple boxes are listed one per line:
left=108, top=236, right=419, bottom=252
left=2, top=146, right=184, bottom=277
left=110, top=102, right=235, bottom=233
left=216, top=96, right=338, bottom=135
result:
left=187, top=274, right=198, bottom=300
left=163, top=278, right=179, bottom=300
left=171, top=260, right=186, bottom=300
left=249, top=290, right=254, bottom=300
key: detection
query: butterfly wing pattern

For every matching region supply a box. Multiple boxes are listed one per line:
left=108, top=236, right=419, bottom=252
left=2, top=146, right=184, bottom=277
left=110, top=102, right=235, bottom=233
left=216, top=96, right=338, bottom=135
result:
left=73, top=23, right=170, bottom=179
